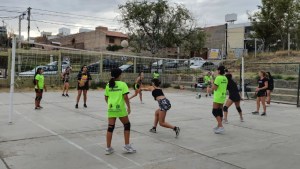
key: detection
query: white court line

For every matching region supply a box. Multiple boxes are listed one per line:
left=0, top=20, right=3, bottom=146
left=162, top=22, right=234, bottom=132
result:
left=15, top=110, right=118, bottom=169
left=16, top=109, right=143, bottom=168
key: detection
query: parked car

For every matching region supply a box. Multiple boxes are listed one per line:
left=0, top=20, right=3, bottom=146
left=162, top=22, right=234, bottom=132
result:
left=184, top=57, right=204, bottom=66
left=165, top=60, right=179, bottom=68
left=87, top=59, right=119, bottom=73
left=48, top=61, right=70, bottom=72
left=19, top=65, right=58, bottom=76
left=190, top=61, right=216, bottom=70
left=119, top=64, right=150, bottom=73
left=152, top=60, right=179, bottom=69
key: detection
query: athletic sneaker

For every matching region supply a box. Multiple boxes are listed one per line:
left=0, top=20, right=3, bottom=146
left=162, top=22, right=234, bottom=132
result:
left=209, top=94, right=211, bottom=97
left=123, top=144, right=136, bottom=153
left=240, top=117, right=244, bottom=122
left=223, top=119, right=229, bottom=124
left=261, top=112, right=267, bottom=116
left=105, top=147, right=114, bottom=155
left=252, top=111, right=259, bottom=115
left=174, top=127, right=180, bottom=138
left=83, top=104, right=87, bottom=108
left=34, top=107, right=40, bottom=110
left=214, top=127, right=225, bottom=134
left=205, top=94, right=208, bottom=97
left=66, top=94, right=69, bottom=97
left=62, top=94, right=65, bottom=97
left=75, top=104, right=78, bottom=109
left=149, top=127, right=156, bottom=133
left=38, top=106, right=43, bottom=109
left=141, top=101, right=144, bottom=104
left=213, top=126, right=218, bottom=130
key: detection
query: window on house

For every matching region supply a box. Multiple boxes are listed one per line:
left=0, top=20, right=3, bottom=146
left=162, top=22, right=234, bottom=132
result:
left=109, top=37, right=115, bottom=43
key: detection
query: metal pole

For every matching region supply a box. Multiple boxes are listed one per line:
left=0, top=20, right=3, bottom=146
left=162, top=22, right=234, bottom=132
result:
left=27, top=7, right=31, bottom=42
left=297, top=64, right=300, bottom=107
left=242, top=56, right=245, bottom=100
left=9, top=37, right=16, bottom=124
left=288, top=33, right=291, bottom=57
left=18, top=15, right=22, bottom=48
left=255, top=38, right=257, bottom=58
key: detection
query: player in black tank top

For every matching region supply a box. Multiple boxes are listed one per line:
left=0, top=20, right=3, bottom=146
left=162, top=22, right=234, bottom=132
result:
left=129, top=72, right=144, bottom=104
left=141, top=79, right=180, bottom=138
left=61, top=66, right=71, bottom=97
left=223, top=74, right=244, bottom=123
left=252, top=71, right=268, bottom=116
left=266, top=72, right=274, bottom=106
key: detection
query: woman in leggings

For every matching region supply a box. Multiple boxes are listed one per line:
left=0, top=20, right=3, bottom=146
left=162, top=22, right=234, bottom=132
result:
left=211, top=66, right=228, bottom=134
left=34, top=68, right=47, bottom=109
left=223, top=73, right=244, bottom=123
left=252, top=71, right=268, bottom=116
left=61, top=66, right=71, bottom=97
left=266, top=72, right=274, bottom=106
left=142, top=79, right=180, bottom=137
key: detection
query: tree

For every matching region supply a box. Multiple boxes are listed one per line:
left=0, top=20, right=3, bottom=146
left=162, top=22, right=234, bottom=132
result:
left=182, top=28, right=206, bottom=57
left=251, top=0, right=300, bottom=51
left=119, top=0, right=194, bottom=55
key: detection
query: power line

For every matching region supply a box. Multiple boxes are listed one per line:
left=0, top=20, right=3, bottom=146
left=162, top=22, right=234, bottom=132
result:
left=32, top=19, right=94, bottom=28
left=32, top=12, right=118, bottom=23
left=0, top=9, right=26, bottom=14
left=32, top=8, right=117, bottom=21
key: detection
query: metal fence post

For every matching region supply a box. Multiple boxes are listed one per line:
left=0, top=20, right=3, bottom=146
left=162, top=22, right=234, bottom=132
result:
left=297, top=64, right=300, bottom=107
left=58, top=50, right=62, bottom=73
left=100, top=53, right=103, bottom=74
left=134, top=57, right=137, bottom=74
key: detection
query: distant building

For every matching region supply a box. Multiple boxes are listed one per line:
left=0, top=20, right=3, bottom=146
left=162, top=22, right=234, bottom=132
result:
left=58, top=27, right=71, bottom=36
left=203, top=23, right=254, bottom=57
left=79, top=28, right=93, bottom=33
left=0, top=26, right=7, bottom=36
left=50, top=26, right=128, bottom=51
left=41, top=31, right=52, bottom=37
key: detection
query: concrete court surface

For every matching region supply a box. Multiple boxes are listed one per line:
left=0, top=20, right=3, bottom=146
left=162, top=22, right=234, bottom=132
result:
left=0, top=89, right=300, bottom=169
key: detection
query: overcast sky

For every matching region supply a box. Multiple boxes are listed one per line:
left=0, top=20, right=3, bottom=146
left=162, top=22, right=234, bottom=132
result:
left=0, top=0, right=261, bottom=38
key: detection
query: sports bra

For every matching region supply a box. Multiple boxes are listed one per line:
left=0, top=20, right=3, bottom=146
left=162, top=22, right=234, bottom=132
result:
left=152, top=89, right=164, bottom=99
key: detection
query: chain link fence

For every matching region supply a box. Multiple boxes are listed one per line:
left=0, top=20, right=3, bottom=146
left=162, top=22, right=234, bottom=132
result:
left=244, top=62, right=300, bottom=106
left=1, top=44, right=218, bottom=90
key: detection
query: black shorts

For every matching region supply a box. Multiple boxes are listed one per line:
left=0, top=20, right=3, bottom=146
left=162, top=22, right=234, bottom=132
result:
left=77, top=85, right=89, bottom=90
left=158, top=98, right=171, bottom=112
left=229, top=93, right=241, bottom=102
left=267, top=87, right=274, bottom=92
left=257, top=90, right=267, bottom=97
left=62, top=79, right=69, bottom=83
left=35, top=89, right=43, bottom=93
left=133, top=84, right=140, bottom=90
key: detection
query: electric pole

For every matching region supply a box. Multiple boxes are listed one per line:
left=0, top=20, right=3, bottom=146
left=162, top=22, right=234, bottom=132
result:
left=27, top=7, right=31, bottom=42
left=18, top=12, right=26, bottom=48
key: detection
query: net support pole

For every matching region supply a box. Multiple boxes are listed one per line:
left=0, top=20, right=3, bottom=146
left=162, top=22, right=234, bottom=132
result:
left=9, top=37, right=16, bottom=124
left=241, top=55, right=245, bottom=101
left=297, top=64, right=300, bottom=107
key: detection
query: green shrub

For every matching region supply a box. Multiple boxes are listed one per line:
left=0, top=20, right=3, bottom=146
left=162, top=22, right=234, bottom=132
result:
left=173, top=85, right=180, bottom=89
left=161, top=83, right=171, bottom=88
left=90, top=81, right=99, bottom=89
left=273, top=74, right=283, bottom=79
left=284, top=76, right=296, bottom=81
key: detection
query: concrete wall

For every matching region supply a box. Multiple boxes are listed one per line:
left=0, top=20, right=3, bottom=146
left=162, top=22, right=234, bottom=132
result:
left=204, top=25, right=226, bottom=50
left=228, top=27, right=244, bottom=49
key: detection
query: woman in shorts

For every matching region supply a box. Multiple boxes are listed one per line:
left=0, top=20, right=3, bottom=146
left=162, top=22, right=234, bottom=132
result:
left=129, top=72, right=144, bottom=103
left=252, top=71, right=268, bottom=116
left=211, top=66, right=228, bottom=134
left=204, top=72, right=213, bottom=97
left=266, top=72, right=274, bottom=106
left=75, top=65, right=92, bottom=109
left=223, top=73, right=244, bottom=123
left=142, top=79, right=180, bottom=137
left=61, top=66, right=71, bottom=97
left=104, top=68, right=136, bottom=155
left=34, top=68, right=47, bottom=109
